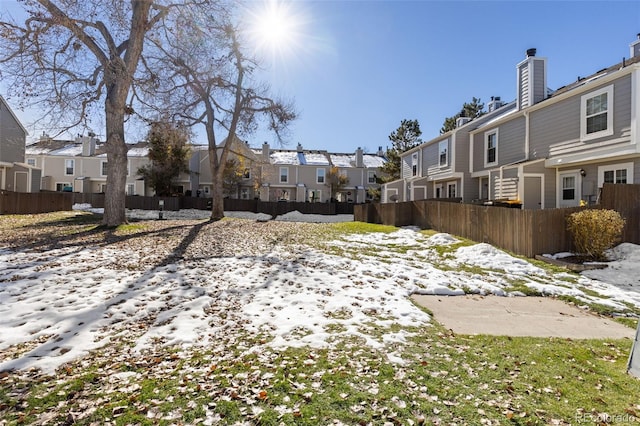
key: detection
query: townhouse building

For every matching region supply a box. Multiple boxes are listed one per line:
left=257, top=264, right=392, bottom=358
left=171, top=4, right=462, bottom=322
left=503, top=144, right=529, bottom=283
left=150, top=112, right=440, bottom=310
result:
left=25, top=134, right=153, bottom=196
left=0, top=96, right=39, bottom=193
left=259, top=142, right=386, bottom=203
left=385, top=34, right=640, bottom=210
left=25, top=136, right=387, bottom=202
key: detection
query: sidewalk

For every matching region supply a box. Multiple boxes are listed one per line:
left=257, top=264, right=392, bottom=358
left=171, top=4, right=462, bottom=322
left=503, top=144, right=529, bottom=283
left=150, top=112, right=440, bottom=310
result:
left=411, top=294, right=635, bottom=339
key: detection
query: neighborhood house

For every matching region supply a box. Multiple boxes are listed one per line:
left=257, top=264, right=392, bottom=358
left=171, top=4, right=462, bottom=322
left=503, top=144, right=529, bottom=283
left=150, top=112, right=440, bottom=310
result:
left=383, top=35, right=640, bottom=210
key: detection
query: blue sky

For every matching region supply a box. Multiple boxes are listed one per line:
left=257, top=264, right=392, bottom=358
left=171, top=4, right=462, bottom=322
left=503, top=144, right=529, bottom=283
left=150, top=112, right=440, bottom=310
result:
left=2, top=1, right=640, bottom=154
left=253, top=0, right=640, bottom=154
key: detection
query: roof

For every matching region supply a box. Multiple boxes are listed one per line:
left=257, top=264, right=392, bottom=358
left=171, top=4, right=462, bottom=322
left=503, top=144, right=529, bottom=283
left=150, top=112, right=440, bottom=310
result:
left=270, top=149, right=386, bottom=168
left=25, top=139, right=149, bottom=158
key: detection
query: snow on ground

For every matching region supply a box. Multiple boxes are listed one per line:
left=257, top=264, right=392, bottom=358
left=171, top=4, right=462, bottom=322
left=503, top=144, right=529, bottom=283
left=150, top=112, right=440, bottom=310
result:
left=1, top=208, right=640, bottom=374
left=71, top=203, right=354, bottom=223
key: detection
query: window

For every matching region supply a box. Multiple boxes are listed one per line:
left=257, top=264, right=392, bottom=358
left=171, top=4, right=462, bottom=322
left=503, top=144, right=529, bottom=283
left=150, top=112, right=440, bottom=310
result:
left=101, top=161, right=108, bottom=176
left=581, top=85, right=613, bottom=141
left=26, top=158, right=36, bottom=167
left=279, top=189, right=290, bottom=201
left=241, top=188, right=249, bottom=199
left=485, top=130, right=498, bottom=166
left=308, top=189, right=321, bottom=202
left=316, top=168, right=326, bottom=184
left=367, top=171, right=376, bottom=184
left=99, top=184, right=107, bottom=193
left=447, top=182, right=456, bottom=198
left=598, top=162, right=633, bottom=187
left=562, top=176, right=576, bottom=201
left=439, top=140, right=448, bottom=167
left=435, top=183, right=443, bottom=198
left=56, top=182, right=72, bottom=192
left=279, top=167, right=289, bottom=183
left=64, top=159, right=75, bottom=176
left=126, top=183, right=135, bottom=195
left=411, top=153, right=419, bottom=177
left=243, top=168, right=251, bottom=179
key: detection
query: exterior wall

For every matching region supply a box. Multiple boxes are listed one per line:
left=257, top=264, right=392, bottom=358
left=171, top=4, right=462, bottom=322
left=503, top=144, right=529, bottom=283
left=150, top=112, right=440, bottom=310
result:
left=495, top=116, right=527, bottom=166
left=26, top=150, right=151, bottom=194
left=0, top=100, right=26, bottom=164
left=530, top=75, right=633, bottom=160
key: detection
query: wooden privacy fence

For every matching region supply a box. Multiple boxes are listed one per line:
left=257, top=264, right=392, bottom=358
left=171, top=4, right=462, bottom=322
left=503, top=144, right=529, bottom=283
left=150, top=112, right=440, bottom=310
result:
left=70, top=193, right=355, bottom=216
left=355, top=201, right=582, bottom=258
left=355, top=184, right=640, bottom=258
left=0, top=190, right=73, bottom=214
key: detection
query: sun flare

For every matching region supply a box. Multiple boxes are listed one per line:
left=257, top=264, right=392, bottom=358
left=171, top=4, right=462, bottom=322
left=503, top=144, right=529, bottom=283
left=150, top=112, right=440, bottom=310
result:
left=245, top=0, right=304, bottom=58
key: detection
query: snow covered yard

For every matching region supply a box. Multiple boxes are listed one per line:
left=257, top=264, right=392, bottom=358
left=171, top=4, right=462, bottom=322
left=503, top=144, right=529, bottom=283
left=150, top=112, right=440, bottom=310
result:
left=1, top=210, right=640, bottom=424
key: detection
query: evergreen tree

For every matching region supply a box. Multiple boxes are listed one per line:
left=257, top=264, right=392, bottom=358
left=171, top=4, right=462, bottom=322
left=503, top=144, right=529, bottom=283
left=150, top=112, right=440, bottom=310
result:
left=137, top=121, right=191, bottom=196
left=440, top=97, right=486, bottom=134
left=380, top=119, right=422, bottom=182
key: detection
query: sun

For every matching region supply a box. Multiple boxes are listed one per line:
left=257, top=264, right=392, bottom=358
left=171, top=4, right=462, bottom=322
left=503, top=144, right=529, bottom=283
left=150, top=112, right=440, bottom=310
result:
left=244, top=0, right=304, bottom=58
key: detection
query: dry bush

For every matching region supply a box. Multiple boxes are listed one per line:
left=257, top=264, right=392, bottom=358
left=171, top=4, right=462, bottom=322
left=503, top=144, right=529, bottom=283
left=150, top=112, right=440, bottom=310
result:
left=566, top=209, right=625, bottom=261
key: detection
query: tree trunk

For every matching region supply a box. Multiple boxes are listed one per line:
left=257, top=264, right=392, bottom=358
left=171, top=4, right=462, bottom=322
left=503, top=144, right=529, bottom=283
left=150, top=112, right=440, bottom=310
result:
left=102, top=62, right=130, bottom=227
left=210, top=168, right=225, bottom=221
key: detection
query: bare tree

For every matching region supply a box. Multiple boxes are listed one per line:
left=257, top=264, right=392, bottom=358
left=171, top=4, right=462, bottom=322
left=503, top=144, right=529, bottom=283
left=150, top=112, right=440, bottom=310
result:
left=0, top=0, right=168, bottom=226
left=141, top=4, right=297, bottom=220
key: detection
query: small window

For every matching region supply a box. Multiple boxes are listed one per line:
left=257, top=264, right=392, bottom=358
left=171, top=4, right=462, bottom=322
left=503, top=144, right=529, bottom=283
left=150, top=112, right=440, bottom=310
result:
left=562, top=176, right=576, bottom=200
left=485, top=130, right=498, bottom=166
left=241, top=188, right=249, bottom=199
left=243, top=168, right=251, bottom=179
left=447, top=182, right=456, bottom=198
left=581, top=85, right=613, bottom=141
left=439, top=140, right=448, bottom=167
left=56, top=182, right=72, bottom=192
left=64, top=159, right=75, bottom=176
left=126, top=183, right=135, bottom=195
left=101, top=161, right=108, bottom=176
left=316, top=168, right=326, bottom=184
left=599, top=163, right=632, bottom=186
left=367, top=171, right=376, bottom=184
left=279, top=167, right=289, bottom=183
left=308, top=189, right=321, bottom=202
left=411, top=153, right=419, bottom=177
left=26, top=158, right=36, bottom=167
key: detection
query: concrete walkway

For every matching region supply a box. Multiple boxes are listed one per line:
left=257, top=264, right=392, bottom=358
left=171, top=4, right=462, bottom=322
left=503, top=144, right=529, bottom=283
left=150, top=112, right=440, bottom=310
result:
left=411, top=294, right=635, bottom=339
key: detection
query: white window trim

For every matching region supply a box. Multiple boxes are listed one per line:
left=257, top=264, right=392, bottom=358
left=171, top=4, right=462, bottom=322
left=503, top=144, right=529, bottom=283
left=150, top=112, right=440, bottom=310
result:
left=556, top=169, right=582, bottom=207
left=367, top=171, right=376, bottom=184
left=126, top=183, right=135, bottom=195
left=64, top=159, right=75, bottom=176
left=446, top=181, right=457, bottom=198
left=316, top=168, right=326, bottom=184
left=56, top=182, right=72, bottom=191
left=411, top=152, right=419, bottom=177
left=308, top=189, right=322, bottom=202
left=26, top=158, right=36, bottom=167
left=279, top=167, right=289, bottom=183
left=580, top=84, right=614, bottom=142
left=484, top=129, right=498, bottom=168
left=101, top=160, right=108, bottom=177
left=439, top=140, right=448, bottom=167
left=597, top=162, right=633, bottom=187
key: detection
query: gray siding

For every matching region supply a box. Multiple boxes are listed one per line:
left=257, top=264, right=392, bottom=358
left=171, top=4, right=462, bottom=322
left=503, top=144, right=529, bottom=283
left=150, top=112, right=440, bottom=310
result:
left=0, top=101, right=26, bottom=164
left=530, top=75, right=633, bottom=158
left=497, top=117, right=527, bottom=165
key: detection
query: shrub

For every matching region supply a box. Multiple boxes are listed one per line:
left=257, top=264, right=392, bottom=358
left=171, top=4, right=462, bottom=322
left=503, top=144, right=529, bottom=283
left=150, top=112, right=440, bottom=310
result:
left=566, top=209, right=625, bottom=261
